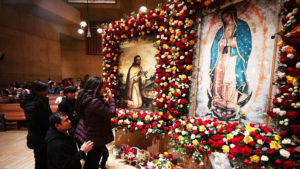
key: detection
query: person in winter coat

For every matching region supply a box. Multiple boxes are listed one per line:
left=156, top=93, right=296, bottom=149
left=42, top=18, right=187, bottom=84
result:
left=58, top=86, right=78, bottom=135
left=74, top=76, right=116, bottom=169
left=46, top=111, right=94, bottom=169
left=20, top=80, right=52, bottom=169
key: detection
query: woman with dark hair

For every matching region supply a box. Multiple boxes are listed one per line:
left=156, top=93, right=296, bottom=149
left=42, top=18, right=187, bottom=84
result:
left=20, top=80, right=52, bottom=169
left=74, top=76, right=116, bottom=169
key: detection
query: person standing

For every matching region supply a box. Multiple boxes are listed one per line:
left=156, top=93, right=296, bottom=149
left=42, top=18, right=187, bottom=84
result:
left=58, top=86, right=78, bottom=135
left=20, top=80, right=52, bottom=169
left=74, top=76, right=116, bottom=169
left=46, top=112, right=94, bottom=169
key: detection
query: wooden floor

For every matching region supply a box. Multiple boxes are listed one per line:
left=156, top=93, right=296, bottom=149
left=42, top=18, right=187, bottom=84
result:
left=0, top=130, right=135, bottom=169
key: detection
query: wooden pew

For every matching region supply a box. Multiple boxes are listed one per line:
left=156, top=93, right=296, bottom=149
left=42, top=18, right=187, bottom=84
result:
left=0, top=103, right=58, bottom=130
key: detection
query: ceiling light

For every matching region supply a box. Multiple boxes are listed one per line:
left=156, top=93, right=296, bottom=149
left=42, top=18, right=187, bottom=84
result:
left=80, top=21, right=87, bottom=27
left=78, top=28, right=84, bottom=34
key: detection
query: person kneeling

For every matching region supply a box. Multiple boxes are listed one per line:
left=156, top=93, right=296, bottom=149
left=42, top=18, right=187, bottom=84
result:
left=46, top=112, right=94, bottom=169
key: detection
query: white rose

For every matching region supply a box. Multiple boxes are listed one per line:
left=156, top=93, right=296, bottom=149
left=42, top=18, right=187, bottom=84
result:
left=279, top=111, right=286, bottom=116
left=284, top=122, right=289, bottom=126
left=296, top=62, right=300, bottom=68
left=192, top=126, right=197, bottom=131
left=190, top=119, right=195, bottom=123
left=280, top=149, right=291, bottom=158
left=287, top=53, right=294, bottom=59
left=204, top=130, right=209, bottom=135
left=230, top=144, right=235, bottom=148
left=191, top=134, right=195, bottom=140
left=148, top=129, right=153, bottom=133
left=257, top=139, right=264, bottom=145
left=261, top=155, right=269, bottom=161
left=279, top=121, right=284, bottom=125
left=182, top=131, right=187, bottom=135
left=175, top=128, right=179, bottom=133
left=282, top=138, right=291, bottom=145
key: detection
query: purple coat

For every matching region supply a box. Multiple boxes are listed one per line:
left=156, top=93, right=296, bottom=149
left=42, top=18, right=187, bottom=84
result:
left=74, top=96, right=116, bottom=147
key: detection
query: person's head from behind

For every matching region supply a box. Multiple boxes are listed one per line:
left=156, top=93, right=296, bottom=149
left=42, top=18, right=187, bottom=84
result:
left=1, top=89, right=9, bottom=97
left=30, top=80, right=48, bottom=97
left=49, top=112, right=71, bottom=133
left=64, top=86, right=77, bottom=100
left=133, top=55, right=141, bottom=66
left=83, top=76, right=104, bottom=97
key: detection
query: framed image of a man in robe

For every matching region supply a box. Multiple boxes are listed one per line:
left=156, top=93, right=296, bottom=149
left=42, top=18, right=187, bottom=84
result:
left=118, top=37, right=156, bottom=111
left=194, top=0, right=279, bottom=123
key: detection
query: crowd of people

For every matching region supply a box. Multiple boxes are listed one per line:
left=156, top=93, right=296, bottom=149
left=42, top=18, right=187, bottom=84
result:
left=2, top=74, right=116, bottom=169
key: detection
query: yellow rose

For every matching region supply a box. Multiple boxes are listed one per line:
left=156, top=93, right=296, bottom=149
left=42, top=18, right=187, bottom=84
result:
left=216, top=124, right=222, bottom=129
left=277, top=40, right=284, bottom=47
left=159, top=112, right=164, bottom=117
left=159, top=120, right=164, bottom=125
left=145, top=115, right=150, bottom=121
left=286, top=75, right=298, bottom=85
left=176, top=89, right=181, bottom=94
left=163, top=82, right=168, bottom=87
left=188, top=20, right=194, bottom=27
left=178, top=136, right=184, bottom=141
left=172, top=66, right=177, bottom=71
left=189, top=40, right=195, bottom=46
left=186, top=123, right=193, bottom=130
left=146, top=22, right=151, bottom=27
left=159, top=26, right=165, bottom=32
left=125, top=26, right=129, bottom=31
left=199, top=125, right=206, bottom=132
left=273, top=134, right=281, bottom=141
left=178, top=21, right=183, bottom=26
left=181, top=121, right=186, bottom=126
left=164, top=152, right=169, bottom=156
left=166, top=95, right=171, bottom=100
left=192, top=139, right=199, bottom=147
left=250, top=155, right=260, bottom=163
left=245, top=124, right=256, bottom=133
left=227, top=134, right=234, bottom=140
left=132, top=114, right=138, bottom=119
left=159, top=154, right=163, bottom=158
left=118, top=120, right=123, bottom=125
left=181, top=75, right=187, bottom=80
left=285, top=46, right=296, bottom=54
left=156, top=40, right=161, bottom=45
left=186, top=65, right=192, bottom=70
left=160, top=98, right=164, bottom=103
left=204, top=0, right=212, bottom=6
left=181, top=38, right=187, bottom=43
left=270, top=141, right=281, bottom=150
left=168, top=114, right=173, bottom=120
left=222, top=145, right=230, bottom=153
left=243, top=135, right=254, bottom=144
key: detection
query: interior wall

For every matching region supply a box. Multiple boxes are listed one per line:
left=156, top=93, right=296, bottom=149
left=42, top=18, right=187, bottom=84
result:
left=0, top=5, right=62, bottom=88
left=60, top=34, right=103, bottom=81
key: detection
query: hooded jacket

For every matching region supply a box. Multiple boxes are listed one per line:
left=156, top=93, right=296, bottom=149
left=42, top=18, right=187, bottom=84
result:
left=45, top=127, right=86, bottom=169
left=74, top=96, right=116, bottom=147
left=20, top=94, right=52, bottom=150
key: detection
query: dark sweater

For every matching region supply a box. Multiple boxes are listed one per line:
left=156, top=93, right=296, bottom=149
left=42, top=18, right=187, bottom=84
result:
left=45, top=127, right=86, bottom=169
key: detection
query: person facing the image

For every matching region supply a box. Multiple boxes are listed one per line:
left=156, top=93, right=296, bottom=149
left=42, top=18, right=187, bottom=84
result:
left=46, top=112, right=94, bottom=169
left=21, top=80, right=52, bottom=169
left=74, top=76, right=116, bottom=169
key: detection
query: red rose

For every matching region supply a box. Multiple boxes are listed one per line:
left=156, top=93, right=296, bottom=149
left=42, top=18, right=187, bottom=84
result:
left=290, top=124, right=300, bottom=135
left=249, top=141, right=255, bottom=147
left=280, top=131, right=286, bottom=137
left=140, top=129, right=146, bottom=135
left=283, top=160, right=294, bottom=169
left=243, top=159, right=250, bottom=166
left=180, top=99, right=187, bottom=104
left=267, top=148, right=274, bottom=154
left=286, top=111, right=299, bottom=120
left=198, top=147, right=203, bottom=152
left=241, top=146, right=252, bottom=156
left=173, top=134, right=179, bottom=141
left=202, top=141, right=206, bottom=146
left=163, top=126, right=169, bottom=132
left=227, top=154, right=234, bottom=160
left=230, top=147, right=239, bottom=156
left=206, top=149, right=211, bottom=154
left=267, top=110, right=276, bottom=118
left=255, top=149, right=262, bottom=155
left=275, top=159, right=282, bottom=167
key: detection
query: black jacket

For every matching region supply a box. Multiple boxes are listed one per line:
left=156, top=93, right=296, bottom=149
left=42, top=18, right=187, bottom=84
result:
left=20, top=94, right=52, bottom=150
left=45, top=127, right=86, bottom=169
left=58, top=97, right=78, bottom=126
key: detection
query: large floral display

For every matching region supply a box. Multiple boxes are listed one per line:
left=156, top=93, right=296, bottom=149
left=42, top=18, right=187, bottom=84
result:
left=102, top=0, right=300, bottom=168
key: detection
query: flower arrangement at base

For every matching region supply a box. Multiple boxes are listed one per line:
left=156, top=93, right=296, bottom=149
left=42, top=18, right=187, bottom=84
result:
left=113, top=145, right=176, bottom=169
left=111, top=108, right=170, bottom=135
left=168, top=117, right=300, bottom=168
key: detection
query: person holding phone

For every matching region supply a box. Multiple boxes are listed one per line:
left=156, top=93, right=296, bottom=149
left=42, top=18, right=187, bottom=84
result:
left=74, top=76, right=116, bottom=169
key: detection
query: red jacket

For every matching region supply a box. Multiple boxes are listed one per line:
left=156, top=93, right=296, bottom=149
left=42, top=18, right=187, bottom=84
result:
left=74, top=96, right=116, bottom=147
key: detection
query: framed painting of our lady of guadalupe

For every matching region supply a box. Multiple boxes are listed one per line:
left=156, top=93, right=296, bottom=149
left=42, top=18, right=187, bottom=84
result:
left=193, top=0, right=280, bottom=124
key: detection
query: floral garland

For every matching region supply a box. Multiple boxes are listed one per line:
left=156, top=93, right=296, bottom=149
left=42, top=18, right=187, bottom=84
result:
left=168, top=117, right=299, bottom=169
left=111, top=108, right=170, bottom=135
left=267, top=0, right=300, bottom=138
left=102, top=0, right=227, bottom=118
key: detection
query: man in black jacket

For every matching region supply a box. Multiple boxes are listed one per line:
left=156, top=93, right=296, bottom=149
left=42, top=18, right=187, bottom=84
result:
left=21, top=80, right=52, bottom=169
left=58, top=86, right=77, bottom=135
left=46, top=112, right=94, bottom=169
